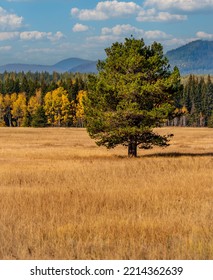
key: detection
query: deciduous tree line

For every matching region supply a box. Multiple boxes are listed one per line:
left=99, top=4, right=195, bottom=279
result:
left=0, top=72, right=87, bottom=127
left=0, top=71, right=213, bottom=128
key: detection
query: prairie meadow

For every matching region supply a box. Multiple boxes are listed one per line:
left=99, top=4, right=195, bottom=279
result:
left=0, top=127, right=213, bottom=259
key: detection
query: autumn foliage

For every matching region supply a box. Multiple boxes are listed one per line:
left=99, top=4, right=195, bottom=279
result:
left=0, top=86, right=86, bottom=127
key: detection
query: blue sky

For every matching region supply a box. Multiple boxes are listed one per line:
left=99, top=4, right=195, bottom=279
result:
left=0, top=0, right=213, bottom=65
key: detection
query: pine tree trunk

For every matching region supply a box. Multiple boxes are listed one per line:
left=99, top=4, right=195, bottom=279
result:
left=128, top=142, right=137, bottom=157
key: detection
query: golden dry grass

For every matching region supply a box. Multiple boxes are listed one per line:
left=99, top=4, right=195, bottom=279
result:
left=0, top=127, right=213, bottom=260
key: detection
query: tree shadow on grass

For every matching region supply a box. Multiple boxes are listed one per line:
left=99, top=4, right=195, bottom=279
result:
left=143, top=152, right=213, bottom=158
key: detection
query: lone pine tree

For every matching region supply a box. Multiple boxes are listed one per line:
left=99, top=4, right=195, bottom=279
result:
left=84, top=38, right=182, bottom=157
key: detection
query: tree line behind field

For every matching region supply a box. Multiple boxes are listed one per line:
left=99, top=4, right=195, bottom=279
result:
left=0, top=72, right=87, bottom=127
left=171, top=74, right=213, bottom=127
left=0, top=71, right=213, bottom=128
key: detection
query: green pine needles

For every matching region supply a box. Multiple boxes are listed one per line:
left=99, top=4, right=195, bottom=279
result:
left=84, top=37, right=182, bottom=157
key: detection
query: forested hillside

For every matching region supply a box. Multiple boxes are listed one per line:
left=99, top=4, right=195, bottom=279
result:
left=166, top=40, right=213, bottom=75
left=0, top=72, right=213, bottom=128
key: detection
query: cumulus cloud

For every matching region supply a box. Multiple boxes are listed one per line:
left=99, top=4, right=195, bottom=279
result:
left=71, top=0, right=188, bottom=23
left=101, top=24, right=171, bottom=39
left=0, top=6, right=23, bottom=30
left=71, top=0, right=141, bottom=20
left=49, top=31, right=64, bottom=42
left=87, top=24, right=172, bottom=45
left=72, top=23, right=89, bottom=32
left=20, top=31, right=64, bottom=41
left=0, top=31, right=64, bottom=41
left=101, top=24, right=144, bottom=36
left=137, top=8, right=187, bottom=22
left=144, top=30, right=172, bottom=39
left=144, top=0, right=213, bottom=12
left=20, top=31, right=51, bottom=40
left=196, top=31, right=213, bottom=40
left=0, top=31, right=19, bottom=41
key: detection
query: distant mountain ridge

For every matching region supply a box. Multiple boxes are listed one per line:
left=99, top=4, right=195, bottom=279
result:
left=54, top=58, right=96, bottom=72
left=1, top=40, right=213, bottom=75
left=0, top=58, right=98, bottom=74
left=166, top=40, right=213, bottom=75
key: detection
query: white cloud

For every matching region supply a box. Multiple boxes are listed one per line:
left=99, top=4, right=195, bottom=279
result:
left=196, top=31, right=213, bottom=40
left=0, top=31, right=19, bottom=41
left=0, top=45, right=12, bottom=51
left=20, top=31, right=51, bottom=40
left=71, top=7, right=108, bottom=21
left=101, top=24, right=171, bottom=40
left=71, top=1, right=188, bottom=23
left=144, top=0, right=213, bottom=12
left=0, top=30, right=64, bottom=41
left=20, top=31, right=64, bottom=41
left=0, top=6, right=23, bottom=30
left=137, top=8, right=187, bottom=22
left=86, top=23, right=203, bottom=55
left=144, top=30, right=172, bottom=39
left=101, top=24, right=144, bottom=36
left=87, top=24, right=172, bottom=47
left=71, top=0, right=141, bottom=20
left=49, top=31, right=64, bottom=42
left=72, top=23, right=89, bottom=32
left=87, top=34, right=119, bottom=43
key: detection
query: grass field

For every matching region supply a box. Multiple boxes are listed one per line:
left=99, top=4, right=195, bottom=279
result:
left=0, top=127, right=213, bottom=260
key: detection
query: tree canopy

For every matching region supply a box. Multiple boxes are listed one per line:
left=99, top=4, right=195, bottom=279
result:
left=84, top=37, right=182, bottom=157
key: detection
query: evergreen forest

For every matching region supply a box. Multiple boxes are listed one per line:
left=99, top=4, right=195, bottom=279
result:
left=0, top=71, right=213, bottom=128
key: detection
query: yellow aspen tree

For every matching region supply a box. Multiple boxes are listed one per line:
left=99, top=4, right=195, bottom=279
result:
left=0, top=93, right=3, bottom=106
left=75, top=90, right=87, bottom=127
left=44, top=91, right=53, bottom=126
left=52, top=87, right=63, bottom=127
left=10, top=93, right=18, bottom=104
left=35, top=89, right=42, bottom=105
left=4, top=93, right=12, bottom=108
left=11, top=93, right=27, bottom=127
left=61, top=93, right=72, bottom=126
left=28, top=95, right=40, bottom=116
left=44, top=87, right=72, bottom=127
